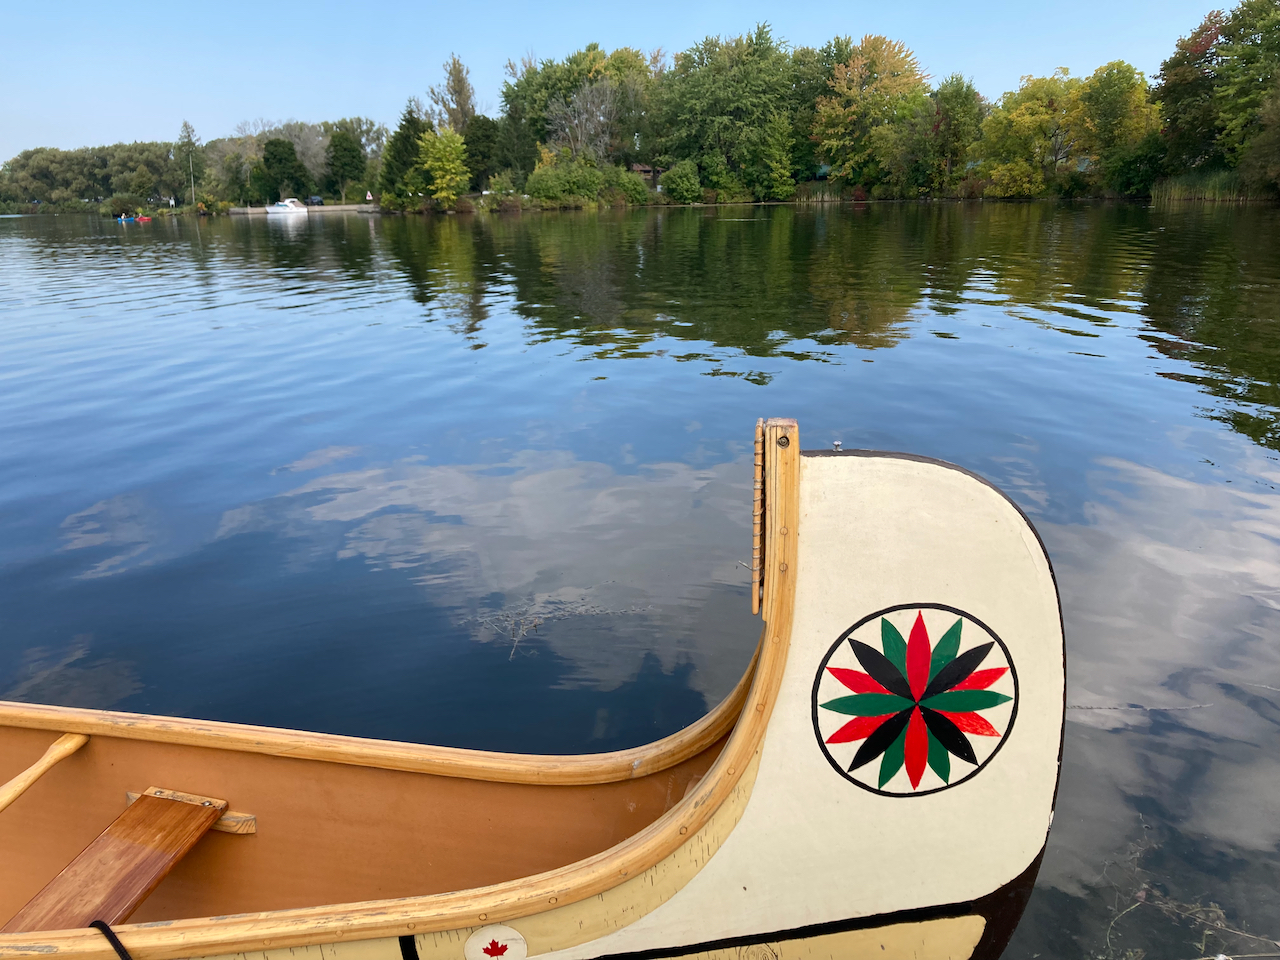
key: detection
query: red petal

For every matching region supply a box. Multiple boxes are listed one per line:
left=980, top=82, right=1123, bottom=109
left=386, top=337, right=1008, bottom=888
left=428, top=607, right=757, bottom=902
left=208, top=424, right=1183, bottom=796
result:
left=905, top=707, right=927, bottom=788
left=940, top=711, right=1001, bottom=736
left=907, top=611, right=931, bottom=700
left=951, top=667, right=1008, bottom=691
left=827, top=667, right=890, bottom=694
left=825, top=714, right=893, bottom=743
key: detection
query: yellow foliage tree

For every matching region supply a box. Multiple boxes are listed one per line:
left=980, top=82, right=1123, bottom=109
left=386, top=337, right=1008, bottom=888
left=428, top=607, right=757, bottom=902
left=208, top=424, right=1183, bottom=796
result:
left=1078, top=61, right=1160, bottom=157
left=812, top=35, right=929, bottom=185
left=976, top=69, right=1085, bottom=197
left=417, top=127, right=469, bottom=208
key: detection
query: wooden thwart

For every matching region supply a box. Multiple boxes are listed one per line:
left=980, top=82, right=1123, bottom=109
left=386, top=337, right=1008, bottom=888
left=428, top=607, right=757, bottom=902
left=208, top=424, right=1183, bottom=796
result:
left=1, top=786, right=226, bottom=933
left=125, top=790, right=255, bottom=834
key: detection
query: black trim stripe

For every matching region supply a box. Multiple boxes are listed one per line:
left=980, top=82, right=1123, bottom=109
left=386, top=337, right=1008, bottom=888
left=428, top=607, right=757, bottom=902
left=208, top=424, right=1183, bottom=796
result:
left=588, top=898, right=980, bottom=960
left=399, top=934, right=420, bottom=960
left=587, top=851, right=1047, bottom=960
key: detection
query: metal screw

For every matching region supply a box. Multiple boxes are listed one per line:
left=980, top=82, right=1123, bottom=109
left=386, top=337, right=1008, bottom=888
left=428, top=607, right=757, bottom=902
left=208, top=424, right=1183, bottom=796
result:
left=833, top=440, right=842, bottom=451
left=777, top=435, right=790, bottom=447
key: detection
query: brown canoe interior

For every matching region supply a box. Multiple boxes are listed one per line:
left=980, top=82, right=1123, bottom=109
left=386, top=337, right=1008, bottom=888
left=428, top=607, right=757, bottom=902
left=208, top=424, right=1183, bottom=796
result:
left=0, top=721, right=727, bottom=926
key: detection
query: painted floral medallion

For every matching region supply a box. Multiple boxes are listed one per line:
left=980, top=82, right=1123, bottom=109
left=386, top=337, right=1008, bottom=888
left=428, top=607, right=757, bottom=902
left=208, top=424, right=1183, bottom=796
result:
left=812, top=603, right=1018, bottom=797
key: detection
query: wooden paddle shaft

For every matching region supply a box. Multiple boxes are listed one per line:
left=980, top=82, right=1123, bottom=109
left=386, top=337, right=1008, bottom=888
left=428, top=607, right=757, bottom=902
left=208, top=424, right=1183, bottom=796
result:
left=0, top=733, right=88, bottom=815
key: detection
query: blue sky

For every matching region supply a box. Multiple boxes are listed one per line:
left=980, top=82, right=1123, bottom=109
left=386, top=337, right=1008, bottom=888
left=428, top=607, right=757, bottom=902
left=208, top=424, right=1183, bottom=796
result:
left=2, top=0, right=1215, bottom=161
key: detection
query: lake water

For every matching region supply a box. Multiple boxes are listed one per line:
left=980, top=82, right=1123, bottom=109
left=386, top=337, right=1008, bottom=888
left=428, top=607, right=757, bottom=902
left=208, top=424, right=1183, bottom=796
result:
left=2, top=204, right=1278, bottom=958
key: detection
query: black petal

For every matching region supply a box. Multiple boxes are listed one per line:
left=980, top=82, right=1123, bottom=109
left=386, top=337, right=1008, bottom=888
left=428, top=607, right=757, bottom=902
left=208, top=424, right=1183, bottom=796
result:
left=920, top=707, right=978, bottom=765
left=848, top=708, right=913, bottom=771
left=850, top=640, right=912, bottom=699
left=922, top=642, right=994, bottom=700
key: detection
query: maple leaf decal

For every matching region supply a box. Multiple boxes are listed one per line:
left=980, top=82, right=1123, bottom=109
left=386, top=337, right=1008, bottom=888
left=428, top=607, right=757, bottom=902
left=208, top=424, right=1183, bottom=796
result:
left=482, top=941, right=508, bottom=957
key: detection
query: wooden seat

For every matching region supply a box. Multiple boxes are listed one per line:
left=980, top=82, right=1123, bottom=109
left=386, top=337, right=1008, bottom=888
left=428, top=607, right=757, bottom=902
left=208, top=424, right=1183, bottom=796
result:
left=2, top=787, right=226, bottom=933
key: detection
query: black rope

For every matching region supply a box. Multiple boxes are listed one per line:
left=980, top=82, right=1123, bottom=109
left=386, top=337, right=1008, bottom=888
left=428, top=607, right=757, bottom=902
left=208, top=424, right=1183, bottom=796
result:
left=90, top=920, right=134, bottom=960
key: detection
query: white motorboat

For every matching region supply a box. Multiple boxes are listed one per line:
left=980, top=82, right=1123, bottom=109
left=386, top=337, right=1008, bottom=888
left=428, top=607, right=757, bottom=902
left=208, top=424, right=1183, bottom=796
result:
left=265, top=198, right=309, bottom=216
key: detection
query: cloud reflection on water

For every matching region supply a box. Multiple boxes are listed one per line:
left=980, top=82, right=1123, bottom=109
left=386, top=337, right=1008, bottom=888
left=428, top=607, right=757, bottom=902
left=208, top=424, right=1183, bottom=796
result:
left=1013, top=452, right=1280, bottom=955
left=216, top=450, right=760, bottom=699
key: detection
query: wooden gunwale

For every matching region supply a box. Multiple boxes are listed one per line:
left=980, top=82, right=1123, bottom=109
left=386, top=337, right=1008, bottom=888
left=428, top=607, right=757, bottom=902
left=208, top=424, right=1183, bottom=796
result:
left=0, top=418, right=799, bottom=960
left=0, top=645, right=755, bottom=788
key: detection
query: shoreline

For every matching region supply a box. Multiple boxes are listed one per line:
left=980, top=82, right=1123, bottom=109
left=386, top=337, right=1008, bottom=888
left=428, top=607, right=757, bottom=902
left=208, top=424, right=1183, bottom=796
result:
left=228, top=203, right=379, bottom=216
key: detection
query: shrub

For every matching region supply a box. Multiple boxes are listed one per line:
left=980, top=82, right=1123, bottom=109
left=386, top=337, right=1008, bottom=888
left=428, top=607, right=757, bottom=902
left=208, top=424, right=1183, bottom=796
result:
left=601, top=166, right=650, bottom=204
left=103, top=194, right=143, bottom=217
left=659, top=160, right=701, bottom=203
left=526, top=161, right=605, bottom=201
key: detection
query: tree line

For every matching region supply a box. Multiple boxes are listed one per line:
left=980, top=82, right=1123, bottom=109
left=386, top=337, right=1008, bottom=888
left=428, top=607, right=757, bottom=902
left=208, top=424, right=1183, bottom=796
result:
left=4, top=0, right=1279, bottom=214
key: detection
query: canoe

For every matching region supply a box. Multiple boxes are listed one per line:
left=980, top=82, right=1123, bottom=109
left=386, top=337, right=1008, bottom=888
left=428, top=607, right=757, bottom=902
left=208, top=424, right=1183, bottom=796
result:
left=0, top=419, right=1064, bottom=960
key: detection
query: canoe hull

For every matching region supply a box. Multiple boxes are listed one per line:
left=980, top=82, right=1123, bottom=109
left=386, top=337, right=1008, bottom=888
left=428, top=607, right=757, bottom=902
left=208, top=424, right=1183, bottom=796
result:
left=0, top=424, right=1061, bottom=960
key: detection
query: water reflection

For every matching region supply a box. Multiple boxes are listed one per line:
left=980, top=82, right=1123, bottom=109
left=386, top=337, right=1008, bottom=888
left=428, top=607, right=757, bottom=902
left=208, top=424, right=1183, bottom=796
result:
left=215, top=449, right=757, bottom=694
left=2, top=204, right=1280, bottom=958
left=1010, top=450, right=1280, bottom=958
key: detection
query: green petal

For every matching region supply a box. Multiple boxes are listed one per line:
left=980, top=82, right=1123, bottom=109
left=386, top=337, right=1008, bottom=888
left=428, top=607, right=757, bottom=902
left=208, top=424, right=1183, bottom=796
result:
left=821, top=693, right=914, bottom=716
left=879, top=723, right=908, bottom=787
left=881, top=618, right=908, bottom=677
left=927, top=730, right=950, bottom=783
left=921, top=690, right=1013, bottom=712
left=929, top=618, right=963, bottom=682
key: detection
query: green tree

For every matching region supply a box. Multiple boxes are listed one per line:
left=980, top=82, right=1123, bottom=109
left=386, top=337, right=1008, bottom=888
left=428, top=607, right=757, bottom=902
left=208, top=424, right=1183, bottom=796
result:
left=1241, top=81, right=1280, bottom=189
left=176, top=120, right=204, bottom=206
left=322, top=117, right=388, bottom=186
left=325, top=129, right=365, bottom=202
left=430, top=54, right=477, bottom=133
left=1079, top=61, right=1159, bottom=155
left=812, top=35, right=930, bottom=188
left=499, top=42, right=660, bottom=174
left=786, top=38, right=856, bottom=180
left=217, top=152, right=249, bottom=204
left=654, top=25, right=796, bottom=197
left=418, top=127, right=469, bottom=207
left=1078, top=61, right=1161, bottom=194
left=259, top=138, right=312, bottom=202
left=1154, top=11, right=1229, bottom=172
left=975, top=69, right=1085, bottom=197
left=745, top=111, right=795, bottom=199
left=380, top=100, right=431, bottom=205
left=932, top=75, right=985, bottom=185
left=1215, top=0, right=1280, bottom=162
left=463, top=115, right=500, bottom=189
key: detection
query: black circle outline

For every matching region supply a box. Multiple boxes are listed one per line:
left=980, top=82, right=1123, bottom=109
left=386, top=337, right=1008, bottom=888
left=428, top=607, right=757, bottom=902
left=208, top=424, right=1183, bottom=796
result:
left=810, top=602, right=1021, bottom=798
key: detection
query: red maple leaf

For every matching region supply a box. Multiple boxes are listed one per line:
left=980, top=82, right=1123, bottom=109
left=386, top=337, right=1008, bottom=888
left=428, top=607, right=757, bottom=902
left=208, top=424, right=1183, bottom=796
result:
left=482, top=941, right=508, bottom=957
